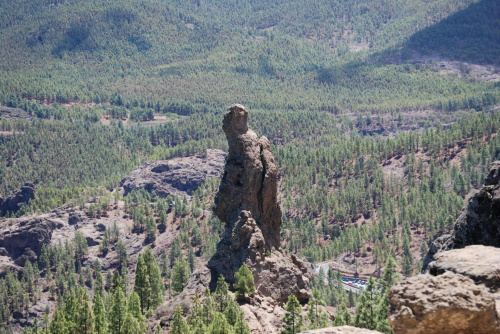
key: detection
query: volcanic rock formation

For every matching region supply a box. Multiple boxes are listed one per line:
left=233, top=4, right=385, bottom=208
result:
left=389, top=245, right=500, bottom=334
left=207, top=104, right=311, bottom=302
left=0, top=182, right=35, bottom=216
left=121, top=149, right=226, bottom=198
left=0, top=106, right=31, bottom=120
left=422, top=161, right=500, bottom=269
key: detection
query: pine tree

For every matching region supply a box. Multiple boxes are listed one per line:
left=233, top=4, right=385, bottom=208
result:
left=354, top=277, right=380, bottom=330
left=63, top=291, right=77, bottom=332
left=121, top=312, right=141, bottom=334
left=380, top=257, right=401, bottom=294
left=134, top=254, right=151, bottom=313
left=171, top=306, right=190, bottom=334
left=333, top=302, right=351, bottom=326
left=201, top=289, right=216, bottom=327
left=128, top=291, right=146, bottom=333
left=208, top=312, right=233, bottom=334
left=143, top=248, right=164, bottom=309
left=281, top=295, right=304, bottom=334
left=75, top=288, right=94, bottom=334
left=223, top=299, right=239, bottom=327
left=171, top=257, right=189, bottom=296
left=233, top=310, right=251, bottom=334
left=234, top=263, right=255, bottom=302
left=110, top=288, right=127, bottom=334
left=48, top=308, right=69, bottom=334
left=189, top=293, right=207, bottom=334
left=93, top=292, right=108, bottom=334
left=307, top=289, right=329, bottom=329
left=111, top=269, right=124, bottom=294
left=214, top=275, right=230, bottom=313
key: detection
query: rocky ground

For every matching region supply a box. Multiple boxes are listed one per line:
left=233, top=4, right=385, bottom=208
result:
left=121, top=149, right=225, bottom=198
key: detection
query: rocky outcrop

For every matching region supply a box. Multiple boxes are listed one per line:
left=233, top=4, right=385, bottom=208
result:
left=299, top=327, right=383, bottom=334
left=0, top=214, right=62, bottom=276
left=0, top=182, right=35, bottom=216
left=428, top=245, right=500, bottom=291
left=422, top=161, right=500, bottom=270
left=389, top=271, right=500, bottom=334
left=152, top=105, right=311, bottom=333
left=389, top=245, right=500, bottom=334
left=208, top=104, right=311, bottom=302
left=120, top=149, right=225, bottom=198
left=0, top=106, right=31, bottom=120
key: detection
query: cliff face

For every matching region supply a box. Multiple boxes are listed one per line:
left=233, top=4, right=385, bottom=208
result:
left=208, top=104, right=311, bottom=302
left=422, top=161, right=500, bottom=269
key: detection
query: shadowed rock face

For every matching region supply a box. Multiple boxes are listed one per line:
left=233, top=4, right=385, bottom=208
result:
left=422, top=161, right=500, bottom=270
left=208, top=104, right=311, bottom=302
left=0, top=183, right=35, bottom=216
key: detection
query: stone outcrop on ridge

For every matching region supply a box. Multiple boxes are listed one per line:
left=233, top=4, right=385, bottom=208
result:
left=120, top=149, right=226, bottom=198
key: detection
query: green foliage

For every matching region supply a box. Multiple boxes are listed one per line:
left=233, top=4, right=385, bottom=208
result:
left=172, top=306, right=189, bottom=334
left=171, top=257, right=190, bottom=296
left=109, top=287, right=127, bottom=334
left=333, top=302, right=351, bottom=327
left=307, top=290, right=329, bottom=329
left=234, top=263, right=255, bottom=302
left=281, top=294, right=305, bottom=334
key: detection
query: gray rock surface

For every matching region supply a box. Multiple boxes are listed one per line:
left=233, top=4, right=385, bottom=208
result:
left=0, top=214, right=61, bottom=276
left=208, top=104, right=311, bottom=302
left=0, top=106, right=31, bottom=120
left=0, top=182, right=35, bottom=216
left=299, top=327, right=383, bottom=334
left=120, top=149, right=226, bottom=198
left=422, top=161, right=500, bottom=270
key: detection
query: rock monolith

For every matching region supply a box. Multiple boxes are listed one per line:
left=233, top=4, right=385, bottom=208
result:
left=207, top=104, right=311, bottom=302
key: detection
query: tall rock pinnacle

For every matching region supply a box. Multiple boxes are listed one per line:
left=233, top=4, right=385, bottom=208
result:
left=208, top=104, right=311, bottom=302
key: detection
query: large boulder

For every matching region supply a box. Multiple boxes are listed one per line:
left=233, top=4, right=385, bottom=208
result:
left=120, top=149, right=226, bottom=198
left=428, top=245, right=500, bottom=291
left=390, top=245, right=500, bottom=334
left=389, top=271, right=500, bottom=334
left=208, top=104, right=311, bottom=301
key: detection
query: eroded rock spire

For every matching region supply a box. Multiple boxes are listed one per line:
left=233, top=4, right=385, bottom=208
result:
left=208, top=104, right=310, bottom=302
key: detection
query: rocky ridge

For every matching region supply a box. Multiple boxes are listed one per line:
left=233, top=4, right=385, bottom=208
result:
left=120, top=149, right=226, bottom=198
left=422, top=161, right=500, bottom=269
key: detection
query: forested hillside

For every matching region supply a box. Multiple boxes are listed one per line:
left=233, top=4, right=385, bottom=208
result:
left=0, top=0, right=499, bottom=332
